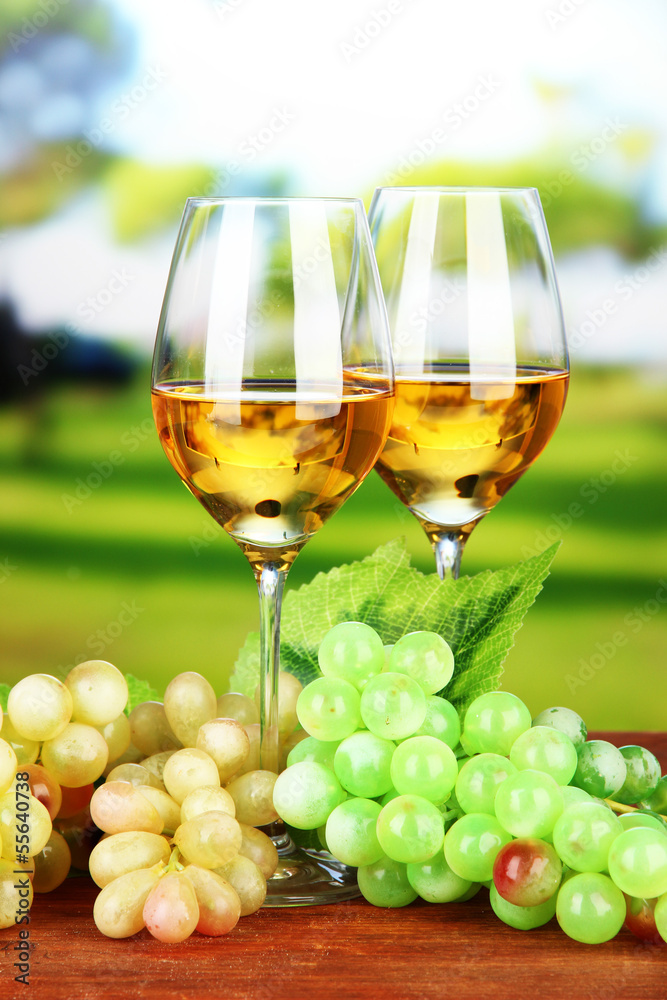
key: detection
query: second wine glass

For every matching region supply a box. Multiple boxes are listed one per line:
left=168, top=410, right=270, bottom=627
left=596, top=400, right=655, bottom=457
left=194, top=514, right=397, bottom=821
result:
left=368, top=186, right=569, bottom=579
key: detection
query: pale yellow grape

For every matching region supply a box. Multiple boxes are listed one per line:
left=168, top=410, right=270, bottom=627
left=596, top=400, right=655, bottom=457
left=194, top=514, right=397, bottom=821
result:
left=90, top=781, right=164, bottom=835
left=164, top=672, right=217, bottom=747
left=0, top=738, right=18, bottom=796
left=31, top=830, right=71, bottom=893
left=140, top=750, right=176, bottom=784
left=106, top=763, right=164, bottom=790
left=180, top=785, right=236, bottom=823
left=8, top=674, right=73, bottom=741
left=41, top=723, right=109, bottom=787
left=135, top=786, right=181, bottom=835
left=96, top=713, right=131, bottom=764
left=238, top=822, right=279, bottom=878
left=279, top=729, right=309, bottom=771
left=0, top=716, right=39, bottom=766
left=254, top=671, right=303, bottom=741
left=216, top=693, right=259, bottom=727
left=173, top=811, right=242, bottom=869
left=196, top=718, right=250, bottom=783
left=214, top=855, right=266, bottom=916
left=89, top=831, right=170, bottom=888
left=0, top=791, right=52, bottom=858
left=225, top=770, right=280, bottom=827
left=102, top=743, right=143, bottom=776
left=65, top=660, right=128, bottom=726
left=129, top=701, right=182, bottom=756
left=93, top=866, right=162, bottom=938
left=162, top=748, right=220, bottom=805
left=231, top=724, right=261, bottom=778
left=0, top=857, right=33, bottom=929
left=143, top=870, right=199, bottom=943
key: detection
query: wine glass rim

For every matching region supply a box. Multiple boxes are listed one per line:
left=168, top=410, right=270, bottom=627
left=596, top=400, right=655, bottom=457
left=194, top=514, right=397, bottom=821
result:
left=184, top=195, right=366, bottom=207
left=373, top=186, right=540, bottom=195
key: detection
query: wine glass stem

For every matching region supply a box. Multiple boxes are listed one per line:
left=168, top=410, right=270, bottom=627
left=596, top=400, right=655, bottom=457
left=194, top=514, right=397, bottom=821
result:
left=257, top=561, right=287, bottom=773
left=432, top=531, right=466, bottom=580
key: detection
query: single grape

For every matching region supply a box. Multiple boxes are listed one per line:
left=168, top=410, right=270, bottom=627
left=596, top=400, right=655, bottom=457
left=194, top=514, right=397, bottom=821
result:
left=216, top=692, right=259, bottom=727
left=174, top=811, right=242, bottom=869
left=624, top=894, right=664, bottom=945
left=413, top=696, right=461, bottom=749
left=492, top=837, right=562, bottom=907
left=444, top=813, right=512, bottom=882
left=560, top=785, right=593, bottom=810
left=357, top=854, right=418, bottom=907
left=463, top=691, right=531, bottom=756
left=96, top=712, right=132, bottom=764
left=509, top=726, right=578, bottom=785
left=213, top=855, right=267, bottom=916
left=388, top=631, right=455, bottom=695
left=143, top=870, right=199, bottom=943
left=136, top=786, right=182, bottom=836
left=333, top=731, right=395, bottom=798
left=376, top=794, right=445, bottom=864
left=642, top=775, right=667, bottom=816
left=607, top=828, right=667, bottom=898
left=89, top=831, right=171, bottom=888
left=0, top=789, right=52, bottom=858
left=106, top=763, right=163, bottom=789
left=272, top=761, right=346, bottom=829
left=140, top=751, right=177, bottom=786
left=571, top=740, right=627, bottom=798
left=90, top=781, right=164, bottom=835
left=162, top=748, right=220, bottom=804
left=489, top=882, right=557, bottom=930
left=225, top=770, right=280, bottom=827
left=237, top=823, right=279, bottom=878
left=279, top=729, right=309, bottom=771
left=455, top=753, right=517, bottom=816
left=180, top=785, right=236, bottom=823
left=128, top=702, right=181, bottom=756
left=56, top=782, right=94, bottom=821
left=163, top=672, right=217, bottom=748
left=183, top=864, right=241, bottom=936
left=552, top=802, right=623, bottom=873
left=0, top=857, right=33, bottom=929
left=406, top=852, right=472, bottom=903
left=0, top=715, right=39, bottom=766
left=196, top=718, right=250, bottom=783
left=20, top=763, right=62, bottom=820
left=389, top=736, right=458, bottom=804
left=317, top=622, right=385, bottom=691
left=286, top=736, right=341, bottom=771
left=254, top=671, right=303, bottom=740
left=655, top=892, right=667, bottom=943
left=65, top=660, right=128, bottom=727
left=611, top=745, right=662, bottom=805
left=618, top=811, right=667, bottom=835
left=31, top=830, right=72, bottom=893
left=325, top=798, right=384, bottom=867
left=556, top=872, right=626, bottom=943
left=231, top=724, right=261, bottom=777
left=41, top=722, right=109, bottom=787
left=296, top=677, right=361, bottom=742
left=0, top=738, right=18, bottom=796
left=359, top=673, right=426, bottom=741
left=93, top=866, right=162, bottom=938
left=53, top=805, right=99, bottom=871
left=494, top=769, right=563, bottom=839
left=8, top=674, right=73, bottom=742
left=531, top=706, right=587, bottom=748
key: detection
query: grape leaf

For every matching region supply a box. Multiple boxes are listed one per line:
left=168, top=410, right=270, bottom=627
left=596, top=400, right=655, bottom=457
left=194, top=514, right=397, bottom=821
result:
left=230, top=538, right=560, bottom=717
left=124, top=673, right=160, bottom=714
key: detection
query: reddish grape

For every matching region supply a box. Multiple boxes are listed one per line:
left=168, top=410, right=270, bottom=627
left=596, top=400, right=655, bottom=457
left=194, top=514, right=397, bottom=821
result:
left=57, top=783, right=95, bottom=820
left=493, top=837, right=562, bottom=907
left=624, top=895, right=665, bottom=946
left=22, top=763, right=62, bottom=820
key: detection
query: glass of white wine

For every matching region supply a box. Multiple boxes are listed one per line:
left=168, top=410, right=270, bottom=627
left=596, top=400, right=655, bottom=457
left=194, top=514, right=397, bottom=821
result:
left=368, top=186, right=569, bottom=579
left=151, top=197, right=394, bottom=904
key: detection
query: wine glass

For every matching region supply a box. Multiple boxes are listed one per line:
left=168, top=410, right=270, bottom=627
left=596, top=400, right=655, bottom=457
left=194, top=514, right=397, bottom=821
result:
left=368, top=186, right=569, bottom=579
left=151, top=197, right=394, bottom=904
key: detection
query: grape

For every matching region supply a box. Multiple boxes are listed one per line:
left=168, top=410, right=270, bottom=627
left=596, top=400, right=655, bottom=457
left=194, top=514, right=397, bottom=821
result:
left=90, top=781, right=164, bottom=835
left=492, top=837, right=562, bottom=907
left=296, top=677, right=361, bottom=742
left=333, top=731, right=395, bottom=798
left=0, top=789, right=52, bottom=858
left=444, top=813, right=512, bottom=882
left=607, top=828, right=667, bottom=897
left=642, top=775, right=667, bottom=816
left=237, top=822, right=279, bottom=878
left=94, top=866, right=162, bottom=938
left=0, top=738, right=18, bottom=796
left=556, top=872, right=626, bottom=943
left=214, top=855, right=267, bottom=916
left=389, top=736, right=458, bottom=804
left=53, top=805, right=99, bottom=870
left=413, top=696, right=460, bottom=749
left=359, top=672, right=426, bottom=740
left=560, top=785, right=593, bottom=810
left=655, top=892, right=667, bottom=944
left=462, top=691, right=531, bottom=756
left=494, top=769, right=563, bottom=839
left=162, top=748, right=220, bottom=804
left=509, top=726, right=578, bottom=785
left=216, top=692, right=259, bottom=727
left=611, top=745, right=662, bottom=805
left=0, top=715, right=39, bottom=766
left=317, top=621, right=385, bottom=690
left=325, top=798, right=383, bottom=867
left=8, top=674, right=73, bottom=742
left=139, top=751, right=176, bottom=786
left=571, top=740, right=626, bottom=798
left=144, top=870, right=200, bottom=943
left=96, top=713, right=132, bottom=764
left=31, top=830, right=72, bottom=893
left=254, top=671, right=303, bottom=740
left=41, top=722, right=109, bottom=787
left=272, top=761, right=346, bottom=829
left=174, top=811, right=242, bottom=869
left=128, top=701, right=182, bottom=756
left=531, top=706, right=587, bottom=748
left=106, top=763, right=164, bottom=789
left=357, top=854, right=418, bottom=907
left=164, top=672, right=217, bottom=747
left=225, top=770, right=280, bottom=827
left=22, top=763, right=63, bottom=820
left=552, top=802, right=623, bottom=873
left=195, top=718, right=250, bottom=783
left=232, top=724, right=261, bottom=777
left=136, top=786, right=182, bottom=836
left=376, top=794, right=444, bottom=864
left=102, top=744, right=143, bottom=775
left=180, top=785, right=236, bottom=823
left=406, top=852, right=473, bottom=903
left=618, top=811, right=667, bottom=835
left=455, top=753, right=517, bottom=816
left=183, top=864, right=241, bottom=936
left=624, top=895, right=664, bottom=945
left=0, top=857, right=33, bottom=929
left=286, top=735, right=341, bottom=771
left=279, top=729, right=309, bottom=771
left=89, top=831, right=171, bottom=888
left=489, top=882, right=557, bottom=930
left=65, top=660, right=128, bottom=726
left=388, top=631, right=454, bottom=695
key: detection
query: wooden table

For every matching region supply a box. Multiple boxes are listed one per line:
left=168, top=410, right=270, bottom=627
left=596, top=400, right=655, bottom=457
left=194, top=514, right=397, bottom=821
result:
left=3, top=733, right=666, bottom=1000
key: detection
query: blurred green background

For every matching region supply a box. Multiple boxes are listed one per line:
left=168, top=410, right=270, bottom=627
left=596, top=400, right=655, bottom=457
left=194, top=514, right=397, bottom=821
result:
left=1, top=0, right=666, bottom=729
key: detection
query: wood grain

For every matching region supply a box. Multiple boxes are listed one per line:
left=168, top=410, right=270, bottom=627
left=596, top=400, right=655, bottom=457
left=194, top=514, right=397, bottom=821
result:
left=2, top=732, right=665, bottom=1000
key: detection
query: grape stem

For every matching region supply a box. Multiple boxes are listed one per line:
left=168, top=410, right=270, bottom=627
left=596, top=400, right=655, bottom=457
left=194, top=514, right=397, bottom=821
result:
left=604, top=798, right=636, bottom=815
left=164, top=846, right=185, bottom=873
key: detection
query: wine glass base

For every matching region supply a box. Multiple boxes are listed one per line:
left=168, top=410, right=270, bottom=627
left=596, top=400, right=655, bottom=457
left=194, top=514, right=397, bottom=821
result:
left=264, top=836, right=361, bottom=907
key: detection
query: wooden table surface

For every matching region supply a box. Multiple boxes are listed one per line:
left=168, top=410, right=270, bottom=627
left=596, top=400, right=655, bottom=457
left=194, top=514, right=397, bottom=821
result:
left=2, top=732, right=666, bottom=1000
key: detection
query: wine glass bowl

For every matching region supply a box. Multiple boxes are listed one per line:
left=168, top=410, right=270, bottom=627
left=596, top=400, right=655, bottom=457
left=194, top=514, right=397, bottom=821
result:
left=368, top=187, right=569, bottom=578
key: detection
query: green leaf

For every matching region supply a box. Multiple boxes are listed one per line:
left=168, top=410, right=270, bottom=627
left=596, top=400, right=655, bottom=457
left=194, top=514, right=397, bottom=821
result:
left=124, top=673, right=160, bottom=714
left=0, top=684, right=9, bottom=713
left=231, top=539, right=560, bottom=717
